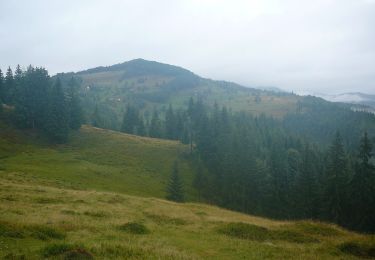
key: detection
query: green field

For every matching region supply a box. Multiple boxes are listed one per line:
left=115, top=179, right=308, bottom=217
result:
left=0, top=124, right=196, bottom=200
left=1, top=124, right=375, bottom=259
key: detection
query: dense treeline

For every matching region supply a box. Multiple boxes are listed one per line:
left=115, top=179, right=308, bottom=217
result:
left=119, top=98, right=375, bottom=233
left=190, top=100, right=375, bottom=233
left=284, top=96, right=375, bottom=149
left=118, top=103, right=191, bottom=143
left=0, top=66, right=83, bottom=142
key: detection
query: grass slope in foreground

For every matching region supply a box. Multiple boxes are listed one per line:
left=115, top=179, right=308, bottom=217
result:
left=1, top=177, right=375, bottom=259
left=0, top=124, right=196, bottom=200
left=1, top=123, right=375, bottom=259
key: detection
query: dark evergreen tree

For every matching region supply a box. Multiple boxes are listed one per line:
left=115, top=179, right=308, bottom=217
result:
left=92, top=104, right=102, bottom=127
left=295, top=144, right=319, bottom=219
left=4, top=67, right=14, bottom=104
left=67, top=77, right=83, bottom=130
left=0, top=69, right=4, bottom=105
left=165, top=104, right=177, bottom=139
left=12, top=65, right=24, bottom=107
left=323, top=132, right=349, bottom=224
left=44, top=78, right=69, bottom=143
left=349, top=132, right=375, bottom=232
left=166, top=161, right=184, bottom=202
left=13, top=66, right=50, bottom=129
left=149, top=109, right=163, bottom=138
left=121, top=105, right=140, bottom=134
left=137, top=115, right=146, bottom=136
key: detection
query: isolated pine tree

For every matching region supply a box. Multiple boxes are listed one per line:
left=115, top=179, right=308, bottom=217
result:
left=166, top=162, right=184, bottom=202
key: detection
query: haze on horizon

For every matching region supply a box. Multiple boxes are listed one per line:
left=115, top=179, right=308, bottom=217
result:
left=1, top=0, right=374, bottom=94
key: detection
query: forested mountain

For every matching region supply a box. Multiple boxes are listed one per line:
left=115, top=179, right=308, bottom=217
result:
left=1, top=61, right=375, bottom=233
left=55, top=59, right=375, bottom=149
left=57, top=59, right=300, bottom=129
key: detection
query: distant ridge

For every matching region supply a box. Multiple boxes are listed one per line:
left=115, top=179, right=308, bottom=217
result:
left=76, top=58, right=198, bottom=78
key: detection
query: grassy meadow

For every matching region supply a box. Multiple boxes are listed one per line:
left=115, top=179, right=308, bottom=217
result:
left=0, top=124, right=197, bottom=200
left=1, top=123, right=375, bottom=259
left=1, top=174, right=375, bottom=259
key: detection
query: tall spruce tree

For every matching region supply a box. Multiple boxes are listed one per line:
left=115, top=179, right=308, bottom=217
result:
left=296, top=144, right=319, bottom=219
left=0, top=69, right=4, bottom=104
left=165, top=104, right=177, bottom=139
left=44, top=78, right=69, bottom=143
left=91, top=104, right=102, bottom=128
left=121, top=105, right=139, bottom=134
left=149, top=109, right=163, bottom=138
left=350, top=132, right=375, bottom=232
left=137, top=115, right=146, bottom=136
left=67, top=77, right=83, bottom=130
left=4, top=67, right=14, bottom=104
left=166, top=162, right=184, bottom=202
left=323, top=132, right=349, bottom=224
left=13, top=65, right=23, bottom=104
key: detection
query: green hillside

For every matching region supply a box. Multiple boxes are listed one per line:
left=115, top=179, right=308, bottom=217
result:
left=0, top=123, right=196, bottom=200
left=1, top=159, right=375, bottom=259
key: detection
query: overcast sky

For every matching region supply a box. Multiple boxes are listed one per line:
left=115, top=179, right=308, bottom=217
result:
left=1, top=0, right=374, bottom=94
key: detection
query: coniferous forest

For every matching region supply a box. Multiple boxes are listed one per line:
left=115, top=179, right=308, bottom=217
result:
left=1, top=65, right=374, bottom=235
left=0, top=66, right=83, bottom=143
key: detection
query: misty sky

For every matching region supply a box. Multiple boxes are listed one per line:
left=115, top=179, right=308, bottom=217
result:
left=1, top=0, right=374, bottom=94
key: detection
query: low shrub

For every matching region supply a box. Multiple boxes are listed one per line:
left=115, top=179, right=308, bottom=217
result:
left=0, top=221, right=25, bottom=238
left=41, top=243, right=74, bottom=257
left=217, top=222, right=319, bottom=243
left=41, top=243, right=93, bottom=259
left=294, top=222, right=340, bottom=237
left=145, top=213, right=187, bottom=225
left=217, top=222, right=269, bottom=241
left=118, top=222, right=150, bottom=234
left=338, top=241, right=375, bottom=258
left=272, top=229, right=319, bottom=243
left=29, top=225, right=65, bottom=240
left=83, top=211, right=107, bottom=218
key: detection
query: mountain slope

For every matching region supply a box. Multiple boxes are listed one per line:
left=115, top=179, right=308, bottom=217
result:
left=57, top=59, right=375, bottom=149
left=58, top=59, right=301, bottom=130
